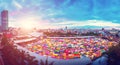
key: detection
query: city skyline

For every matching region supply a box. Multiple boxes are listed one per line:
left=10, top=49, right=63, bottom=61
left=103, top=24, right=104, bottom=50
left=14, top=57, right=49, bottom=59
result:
left=0, top=0, right=120, bottom=29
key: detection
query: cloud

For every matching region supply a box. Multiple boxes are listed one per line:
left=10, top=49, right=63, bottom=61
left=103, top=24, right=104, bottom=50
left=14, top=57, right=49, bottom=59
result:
left=55, top=20, right=120, bottom=27
left=87, top=20, right=120, bottom=27
left=22, top=0, right=25, bottom=2
left=12, top=0, right=22, bottom=9
left=9, top=17, right=120, bottom=29
left=1, top=0, right=119, bottom=29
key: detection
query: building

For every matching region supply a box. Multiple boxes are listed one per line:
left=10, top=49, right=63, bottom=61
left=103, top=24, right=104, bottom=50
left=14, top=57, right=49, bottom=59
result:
left=117, top=31, right=120, bottom=37
left=1, top=10, right=8, bottom=31
left=109, top=28, right=119, bottom=35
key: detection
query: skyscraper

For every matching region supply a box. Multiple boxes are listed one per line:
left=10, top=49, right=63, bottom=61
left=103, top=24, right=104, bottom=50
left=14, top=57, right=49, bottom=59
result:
left=1, top=10, right=8, bottom=31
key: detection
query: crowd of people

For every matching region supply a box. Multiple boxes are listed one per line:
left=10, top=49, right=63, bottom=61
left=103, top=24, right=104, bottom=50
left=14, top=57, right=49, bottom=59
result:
left=22, top=37, right=117, bottom=60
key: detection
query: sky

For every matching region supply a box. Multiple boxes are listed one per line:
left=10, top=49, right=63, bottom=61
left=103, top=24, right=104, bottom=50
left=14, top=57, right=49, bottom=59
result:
left=0, top=0, right=120, bottom=29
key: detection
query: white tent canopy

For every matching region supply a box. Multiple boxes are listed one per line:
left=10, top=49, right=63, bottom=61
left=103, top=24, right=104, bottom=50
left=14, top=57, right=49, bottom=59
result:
left=28, top=32, right=43, bottom=37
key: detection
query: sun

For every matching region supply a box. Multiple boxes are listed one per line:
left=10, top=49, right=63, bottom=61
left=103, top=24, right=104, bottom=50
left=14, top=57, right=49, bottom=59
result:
left=17, top=16, right=38, bottom=30
left=20, top=21, right=35, bottom=30
left=10, top=15, right=58, bottom=30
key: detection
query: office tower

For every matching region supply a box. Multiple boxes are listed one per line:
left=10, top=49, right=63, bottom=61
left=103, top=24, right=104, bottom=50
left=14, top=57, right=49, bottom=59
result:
left=1, top=10, right=8, bottom=31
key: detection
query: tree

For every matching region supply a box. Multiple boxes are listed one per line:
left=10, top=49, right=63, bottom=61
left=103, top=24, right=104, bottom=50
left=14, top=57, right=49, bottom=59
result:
left=107, top=42, right=120, bottom=65
left=1, top=33, right=9, bottom=46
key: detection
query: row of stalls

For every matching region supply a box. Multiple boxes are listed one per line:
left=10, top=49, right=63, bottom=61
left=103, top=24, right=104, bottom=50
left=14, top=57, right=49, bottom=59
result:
left=14, top=32, right=43, bottom=46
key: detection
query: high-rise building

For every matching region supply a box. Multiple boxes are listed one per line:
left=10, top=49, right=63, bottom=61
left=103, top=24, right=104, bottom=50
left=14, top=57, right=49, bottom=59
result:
left=1, top=10, right=8, bottom=31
